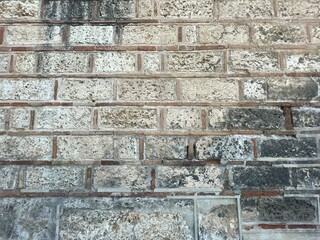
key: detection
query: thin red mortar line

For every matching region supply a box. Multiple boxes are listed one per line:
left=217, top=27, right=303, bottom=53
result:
left=175, top=80, right=182, bottom=101
left=258, top=224, right=286, bottom=229
left=85, top=167, right=93, bottom=190
left=238, top=79, right=244, bottom=101
left=300, top=130, right=320, bottom=135
left=39, top=0, right=46, bottom=19
left=187, top=138, right=195, bottom=160
left=52, top=137, right=58, bottom=159
left=92, top=0, right=100, bottom=21
left=160, top=54, right=165, bottom=71
left=252, top=139, right=258, bottom=160
left=62, top=25, right=70, bottom=44
left=0, top=27, right=4, bottom=45
left=178, top=26, right=183, bottom=42
left=201, top=110, right=207, bottom=130
left=306, top=24, right=312, bottom=43
left=242, top=190, right=284, bottom=198
left=29, top=110, right=35, bottom=130
left=153, top=0, right=158, bottom=16
left=88, top=53, right=95, bottom=73
left=279, top=52, right=286, bottom=71
left=36, top=53, right=43, bottom=73
left=139, top=136, right=145, bottom=160
left=273, top=0, right=278, bottom=17
left=223, top=51, right=228, bottom=72
left=92, top=110, right=99, bottom=129
left=137, top=54, right=142, bottom=71
left=18, top=168, right=25, bottom=189
left=53, top=80, right=58, bottom=100
left=150, top=168, right=156, bottom=191
left=159, top=109, right=165, bottom=130
left=287, top=224, right=317, bottom=229
left=282, top=107, right=293, bottom=130
left=4, top=109, right=10, bottom=130
left=8, top=55, right=14, bottom=73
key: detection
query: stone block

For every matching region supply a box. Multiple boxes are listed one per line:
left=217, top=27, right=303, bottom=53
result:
left=93, top=166, right=150, bottom=191
left=184, top=26, right=197, bottom=44
left=13, top=53, right=37, bottom=73
left=241, top=198, right=258, bottom=222
left=58, top=79, right=113, bottom=102
left=292, top=168, right=320, bottom=188
left=99, top=108, right=157, bottom=129
left=165, top=108, right=202, bottom=130
left=35, top=107, right=92, bottom=130
left=42, top=52, right=90, bottom=73
left=180, top=78, right=239, bottom=101
left=117, top=79, right=175, bottom=101
left=278, top=0, right=320, bottom=19
left=114, top=136, right=139, bottom=160
left=0, top=54, right=10, bottom=73
left=10, top=108, right=30, bottom=130
left=143, top=53, right=161, bottom=72
left=69, top=26, right=114, bottom=45
left=292, top=108, right=320, bottom=128
left=57, top=136, right=113, bottom=160
left=25, top=166, right=86, bottom=191
left=0, top=0, right=41, bottom=19
left=138, top=0, right=153, bottom=18
left=311, top=26, right=320, bottom=43
left=99, top=0, right=136, bottom=19
left=243, top=232, right=320, bottom=240
left=286, top=53, right=320, bottom=71
left=0, top=79, right=54, bottom=101
left=94, top=52, right=136, bottom=73
left=0, top=109, right=6, bottom=130
left=145, top=136, right=188, bottom=160
left=258, top=137, right=318, bottom=158
left=157, top=166, right=223, bottom=190
left=229, top=50, right=279, bottom=72
left=208, top=107, right=285, bottom=130
left=0, top=166, right=20, bottom=190
left=167, top=52, right=224, bottom=72
left=0, top=136, right=52, bottom=160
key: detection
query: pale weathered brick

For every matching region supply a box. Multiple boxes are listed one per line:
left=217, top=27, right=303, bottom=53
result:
left=159, top=0, right=213, bottom=19
left=94, top=52, right=136, bottom=73
left=99, top=108, right=157, bottom=129
left=0, top=136, right=52, bottom=160
left=69, top=26, right=114, bottom=45
left=278, top=0, right=320, bottom=19
left=0, top=54, right=10, bottom=73
left=42, top=52, right=90, bottom=73
left=0, top=166, right=20, bottom=190
left=5, top=25, right=62, bottom=45
left=25, top=166, right=86, bottom=191
left=10, top=108, right=30, bottom=130
left=0, top=79, right=54, bottom=101
left=114, top=136, right=139, bottom=160
left=58, top=79, right=113, bottom=101
left=229, top=50, right=279, bottom=72
left=143, top=53, right=161, bottom=72
left=35, top=107, right=92, bottom=130
left=145, top=136, right=188, bottom=160
left=13, top=53, right=37, bottom=73
left=93, top=166, right=150, bottom=191
left=165, top=108, right=202, bottom=130
left=292, top=108, right=320, bottom=128
left=180, top=79, right=239, bottom=101
left=199, top=24, right=249, bottom=44
left=286, top=53, right=320, bottom=71
left=217, top=0, right=273, bottom=19
left=157, top=166, right=223, bottom=190
left=99, top=0, right=136, bottom=19
left=0, top=0, right=41, bottom=19
left=253, top=23, right=307, bottom=45
left=117, top=79, right=175, bottom=101
left=167, top=52, right=224, bottom=72
left=122, top=25, right=177, bottom=45
left=57, top=136, right=113, bottom=160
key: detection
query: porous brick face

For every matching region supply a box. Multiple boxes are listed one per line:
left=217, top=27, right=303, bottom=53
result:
left=1, top=0, right=320, bottom=239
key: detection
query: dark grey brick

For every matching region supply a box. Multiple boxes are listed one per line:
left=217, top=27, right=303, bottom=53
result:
left=292, top=168, right=320, bottom=188
left=99, top=0, right=135, bottom=19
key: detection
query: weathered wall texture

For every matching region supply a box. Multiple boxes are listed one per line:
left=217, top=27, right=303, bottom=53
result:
left=0, top=0, right=320, bottom=239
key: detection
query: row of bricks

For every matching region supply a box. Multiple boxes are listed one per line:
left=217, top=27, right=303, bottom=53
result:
left=1, top=0, right=320, bottom=21
left=0, top=164, right=319, bottom=193
left=0, top=135, right=318, bottom=161
left=1, top=51, right=320, bottom=73
left=0, top=106, right=319, bottom=131
left=1, top=24, right=320, bottom=46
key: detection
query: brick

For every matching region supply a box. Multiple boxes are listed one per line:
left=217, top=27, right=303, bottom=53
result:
left=257, top=197, right=317, bottom=222
left=138, top=0, right=153, bottom=18
left=208, top=107, right=285, bottom=130
left=286, top=53, right=320, bottom=71
left=165, top=108, right=202, bottom=130
left=196, top=136, right=253, bottom=162
left=278, top=0, right=320, bottom=19
left=228, top=50, right=279, bottom=72
left=114, top=136, right=139, bottom=160
left=117, top=79, right=175, bottom=101
left=93, top=166, right=150, bottom=191
left=10, top=108, right=30, bottom=130
left=145, top=136, right=188, bottom=160
left=99, top=108, right=157, bottom=129
left=243, top=79, right=267, bottom=100
left=231, top=167, right=290, bottom=189
left=0, top=166, right=20, bottom=190
left=43, top=0, right=95, bottom=20
left=199, top=24, right=249, bottom=44
left=5, top=25, right=62, bottom=45
left=0, top=109, right=5, bottom=130
left=253, top=24, right=306, bottom=45
left=99, top=0, right=135, bottom=19
left=180, top=78, right=239, bottom=101
left=258, top=137, right=318, bottom=158
left=0, top=198, right=56, bottom=239
left=122, top=25, right=177, bottom=45
left=94, top=52, right=136, bottom=73
left=42, top=52, right=90, bottom=73
left=0, top=136, right=52, bottom=160
left=311, top=26, right=320, bottom=43
left=198, top=199, right=239, bottom=240
left=0, top=79, right=54, bottom=101
left=292, top=108, right=320, bottom=128
left=159, top=0, right=214, bottom=19
left=157, top=166, right=223, bottom=190
left=59, top=198, right=194, bottom=239
left=69, top=26, right=114, bottom=45
left=57, top=136, right=113, bottom=160
left=13, top=53, right=37, bottom=73
left=25, top=166, right=86, bottom=191
left=143, top=53, right=161, bottom=72
left=292, top=168, right=320, bottom=188
left=35, top=107, right=92, bottom=130
left=217, top=0, right=273, bottom=19
left=167, top=52, right=224, bottom=72
left=0, top=54, right=10, bottom=73
left=58, top=79, right=113, bottom=101
left=184, top=26, right=197, bottom=44
left=0, top=0, right=41, bottom=19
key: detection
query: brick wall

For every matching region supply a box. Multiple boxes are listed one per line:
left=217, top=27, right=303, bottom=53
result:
left=0, top=0, right=320, bottom=239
